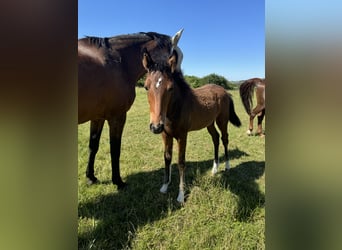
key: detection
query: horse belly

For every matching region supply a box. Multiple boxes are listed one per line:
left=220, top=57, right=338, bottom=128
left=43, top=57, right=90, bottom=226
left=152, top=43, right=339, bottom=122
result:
left=188, top=111, right=217, bottom=131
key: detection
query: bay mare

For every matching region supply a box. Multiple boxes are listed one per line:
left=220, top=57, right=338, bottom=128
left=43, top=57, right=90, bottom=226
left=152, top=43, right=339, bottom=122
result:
left=78, top=30, right=183, bottom=188
left=142, top=51, right=241, bottom=203
left=239, top=78, right=265, bottom=136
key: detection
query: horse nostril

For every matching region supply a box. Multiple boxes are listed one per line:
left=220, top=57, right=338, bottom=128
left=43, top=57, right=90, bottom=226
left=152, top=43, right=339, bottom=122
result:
left=150, top=123, right=164, bottom=134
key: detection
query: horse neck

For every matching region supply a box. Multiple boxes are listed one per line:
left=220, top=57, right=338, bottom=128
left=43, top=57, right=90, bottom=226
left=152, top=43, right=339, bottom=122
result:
left=119, top=46, right=146, bottom=82
left=103, top=43, right=146, bottom=86
left=112, top=39, right=168, bottom=84
left=167, top=78, right=193, bottom=121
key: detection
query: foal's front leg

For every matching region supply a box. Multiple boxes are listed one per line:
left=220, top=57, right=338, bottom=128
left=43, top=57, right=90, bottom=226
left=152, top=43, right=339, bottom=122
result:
left=160, top=132, right=173, bottom=193
left=176, top=134, right=187, bottom=203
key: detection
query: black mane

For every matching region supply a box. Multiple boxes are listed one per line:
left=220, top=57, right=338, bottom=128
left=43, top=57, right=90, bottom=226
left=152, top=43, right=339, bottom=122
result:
left=149, top=61, right=190, bottom=93
left=86, top=36, right=110, bottom=48
left=85, top=32, right=172, bottom=51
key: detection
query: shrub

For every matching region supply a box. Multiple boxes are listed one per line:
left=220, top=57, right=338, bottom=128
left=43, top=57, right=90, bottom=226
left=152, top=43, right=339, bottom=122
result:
left=136, top=75, right=146, bottom=87
left=201, top=73, right=231, bottom=89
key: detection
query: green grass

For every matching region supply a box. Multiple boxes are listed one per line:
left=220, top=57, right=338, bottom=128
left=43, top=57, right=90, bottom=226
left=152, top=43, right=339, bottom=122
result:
left=78, top=88, right=265, bottom=249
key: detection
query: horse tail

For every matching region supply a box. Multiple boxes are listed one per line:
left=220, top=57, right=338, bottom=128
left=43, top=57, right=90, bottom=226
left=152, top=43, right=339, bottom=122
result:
left=239, top=79, right=256, bottom=115
left=228, top=95, right=241, bottom=127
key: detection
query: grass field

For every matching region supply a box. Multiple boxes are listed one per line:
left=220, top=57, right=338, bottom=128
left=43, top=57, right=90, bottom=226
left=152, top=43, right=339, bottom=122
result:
left=78, top=87, right=265, bottom=249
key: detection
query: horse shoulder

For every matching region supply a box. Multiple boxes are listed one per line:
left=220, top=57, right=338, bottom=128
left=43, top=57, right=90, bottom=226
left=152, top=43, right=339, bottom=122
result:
left=78, top=41, right=107, bottom=66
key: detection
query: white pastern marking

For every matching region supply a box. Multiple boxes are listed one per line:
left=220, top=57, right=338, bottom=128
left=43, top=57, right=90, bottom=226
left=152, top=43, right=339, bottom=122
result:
left=155, top=77, right=162, bottom=89
left=160, top=184, right=169, bottom=193
left=225, top=161, right=230, bottom=171
left=177, top=190, right=185, bottom=203
left=211, top=161, right=219, bottom=175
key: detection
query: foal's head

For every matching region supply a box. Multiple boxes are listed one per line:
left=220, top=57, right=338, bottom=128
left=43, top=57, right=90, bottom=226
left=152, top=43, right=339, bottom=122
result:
left=142, top=51, right=178, bottom=134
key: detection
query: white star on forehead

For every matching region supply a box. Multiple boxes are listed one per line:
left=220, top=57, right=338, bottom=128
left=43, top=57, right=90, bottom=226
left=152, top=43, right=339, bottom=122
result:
left=155, top=77, right=162, bottom=88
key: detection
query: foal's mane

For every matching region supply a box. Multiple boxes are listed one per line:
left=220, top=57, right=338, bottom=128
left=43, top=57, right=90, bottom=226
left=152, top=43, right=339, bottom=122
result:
left=150, top=61, right=191, bottom=94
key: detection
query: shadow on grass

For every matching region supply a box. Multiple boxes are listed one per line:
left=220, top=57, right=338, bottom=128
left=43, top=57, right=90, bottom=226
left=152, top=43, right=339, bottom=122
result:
left=185, top=148, right=265, bottom=222
left=78, top=148, right=264, bottom=248
left=78, top=167, right=178, bottom=249
left=220, top=160, right=265, bottom=221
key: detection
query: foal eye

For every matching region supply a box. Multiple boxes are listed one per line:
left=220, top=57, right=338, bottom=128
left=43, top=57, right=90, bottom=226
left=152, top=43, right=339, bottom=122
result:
left=144, top=86, right=149, bottom=91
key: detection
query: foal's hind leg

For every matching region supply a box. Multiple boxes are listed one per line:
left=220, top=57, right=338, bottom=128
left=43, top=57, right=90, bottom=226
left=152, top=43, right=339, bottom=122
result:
left=86, top=119, right=105, bottom=184
left=207, top=123, right=220, bottom=175
left=216, top=119, right=230, bottom=171
left=160, top=132, right=173, bottom=193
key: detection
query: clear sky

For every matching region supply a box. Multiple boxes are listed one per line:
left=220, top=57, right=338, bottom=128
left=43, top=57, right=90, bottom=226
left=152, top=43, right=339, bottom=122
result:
left=78, top=0, right=264, bottom=81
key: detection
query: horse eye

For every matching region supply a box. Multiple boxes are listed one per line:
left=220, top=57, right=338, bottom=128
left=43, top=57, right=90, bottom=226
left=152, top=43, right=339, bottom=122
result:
left=167, top=86, right=174, bottom=92
left=144, top=86, right=149, bottom=91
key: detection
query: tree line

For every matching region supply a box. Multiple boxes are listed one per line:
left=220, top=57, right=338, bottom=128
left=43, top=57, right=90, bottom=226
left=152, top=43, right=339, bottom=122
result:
left=136, top=73, right=239, bottom=90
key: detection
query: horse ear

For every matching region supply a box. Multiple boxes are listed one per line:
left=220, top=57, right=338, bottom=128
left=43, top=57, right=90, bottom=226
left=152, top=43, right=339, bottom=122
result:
left=171, top=28, right=184, bottom=47
left=142, top=49, right=153, bottom=71
left=168, top=50, right=178, bottom=73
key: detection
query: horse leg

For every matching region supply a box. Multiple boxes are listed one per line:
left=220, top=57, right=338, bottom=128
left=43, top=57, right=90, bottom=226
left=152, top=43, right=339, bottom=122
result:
left=247, top=115, right=254, bottom=136
left=108, top=114, right=127, bottom=189
left=207, top=123, right=220, bottom=175
left=217, top=120, right=230, bottom=171
left=249, top=104, right=264, bottom=136
left=86, top=119, right=105, bottom=184
left=176, top=134, right=187, bottom=203
left=257, top=108, right=265, bottom=136
left=160, top=132, right=173, bottom=193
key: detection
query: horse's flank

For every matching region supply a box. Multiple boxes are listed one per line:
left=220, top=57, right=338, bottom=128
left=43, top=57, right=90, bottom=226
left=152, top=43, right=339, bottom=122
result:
left=173, top=83, right=231, bottom=132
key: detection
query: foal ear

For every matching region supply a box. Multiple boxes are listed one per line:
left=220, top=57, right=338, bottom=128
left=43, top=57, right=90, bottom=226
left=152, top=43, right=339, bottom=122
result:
left=168, top=50, right=178, bottom=73
left=142, top=50, right=153, bottom=71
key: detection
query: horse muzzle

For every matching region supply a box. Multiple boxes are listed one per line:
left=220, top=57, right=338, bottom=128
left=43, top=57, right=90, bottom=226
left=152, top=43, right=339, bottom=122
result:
left=150, top=123, right=164, bottom=134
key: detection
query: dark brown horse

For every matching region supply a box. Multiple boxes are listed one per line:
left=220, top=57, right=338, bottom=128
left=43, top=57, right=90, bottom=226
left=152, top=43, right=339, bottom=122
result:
left=78, top=30, right=184, bottom=189
left=239, top=78, right=265, bottom=136
left=142, top=51, right=241, bottom=203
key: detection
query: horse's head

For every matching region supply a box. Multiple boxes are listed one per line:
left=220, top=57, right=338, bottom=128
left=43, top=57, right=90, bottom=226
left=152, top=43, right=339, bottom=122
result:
left=142, top=50, right=178, bottom=134
left=143, top=29, right=183, bottom=71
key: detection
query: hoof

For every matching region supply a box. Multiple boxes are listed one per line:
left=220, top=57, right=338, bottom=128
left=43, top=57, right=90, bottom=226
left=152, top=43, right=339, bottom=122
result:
left=211, top=161, right=219, bottom=176
left=225, top=161, right=230, bottom=171
left=177, top=191, right=185, bottom=203
left=113, top=180, right=127, bottom=190
left=160, top=184, right=169, bottom=193
left=87, top=177, right=99, bottom=185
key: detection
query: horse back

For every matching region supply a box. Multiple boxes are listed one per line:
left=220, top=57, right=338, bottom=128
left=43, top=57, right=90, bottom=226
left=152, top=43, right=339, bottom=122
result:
left=187, top=84, right=229, bottom=131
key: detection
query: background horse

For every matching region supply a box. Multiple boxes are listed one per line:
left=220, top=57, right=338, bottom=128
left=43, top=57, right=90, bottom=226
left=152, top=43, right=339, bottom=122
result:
left=239, top=78, right=265, bottom=136
left=142, top=51, right=241, bottom=203
left=78, top=29, right=184, bottom=189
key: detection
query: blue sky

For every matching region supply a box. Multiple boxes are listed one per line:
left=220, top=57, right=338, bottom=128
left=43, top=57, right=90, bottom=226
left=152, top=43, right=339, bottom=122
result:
left=78, top=0, right=264, bottom=81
